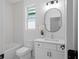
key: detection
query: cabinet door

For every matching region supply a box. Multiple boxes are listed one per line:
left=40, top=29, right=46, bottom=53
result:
left=50, top=50, right=65, bottom=59
left=35, top=47, right=50, bottom=59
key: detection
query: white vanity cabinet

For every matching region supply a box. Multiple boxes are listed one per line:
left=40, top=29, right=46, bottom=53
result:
left=34, top=41, right=65, bottom=59
left=35, top=46, right=50, bottom=59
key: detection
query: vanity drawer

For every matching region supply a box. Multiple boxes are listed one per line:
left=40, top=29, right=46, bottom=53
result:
left=35, top=42, right=56, bottom=50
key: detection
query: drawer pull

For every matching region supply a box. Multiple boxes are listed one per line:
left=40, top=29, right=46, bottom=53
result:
left=47, top=52, right=49, bottom=56
left=49, top=52, right=52, bottom=57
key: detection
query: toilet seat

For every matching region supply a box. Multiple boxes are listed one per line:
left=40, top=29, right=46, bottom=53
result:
left=16, top=47, right=31, bottom=56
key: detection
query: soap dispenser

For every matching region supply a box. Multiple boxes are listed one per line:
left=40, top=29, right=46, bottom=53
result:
left=40, top=29, right=44, bottom=38
left=39, top=24, right=44, bottom=38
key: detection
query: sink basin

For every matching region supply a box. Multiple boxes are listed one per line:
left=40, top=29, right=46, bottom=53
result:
left=34, top=38, right=65, bottom=44
left=45, top=38, right=60, bottom=41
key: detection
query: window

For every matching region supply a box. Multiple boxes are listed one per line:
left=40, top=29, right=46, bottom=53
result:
left=25, top=5, right=36, bottom=30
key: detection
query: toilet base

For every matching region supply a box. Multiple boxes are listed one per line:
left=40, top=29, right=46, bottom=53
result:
left=19, top=53, right=31, bottom=59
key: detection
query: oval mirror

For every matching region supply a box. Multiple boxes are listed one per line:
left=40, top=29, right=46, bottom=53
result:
left=44, top=8, right=62, bottom=32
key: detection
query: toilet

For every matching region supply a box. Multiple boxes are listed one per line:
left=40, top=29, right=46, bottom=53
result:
left=16, top=47, right=32, bottom=59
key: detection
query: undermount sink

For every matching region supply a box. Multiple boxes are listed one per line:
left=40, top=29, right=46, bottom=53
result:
left=45, top=38, right=59, bottom=41
left=34, top=38, right=65, bottom=44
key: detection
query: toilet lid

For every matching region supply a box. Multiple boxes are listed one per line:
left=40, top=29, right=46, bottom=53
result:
left=16, top=47, right=31, bottom=56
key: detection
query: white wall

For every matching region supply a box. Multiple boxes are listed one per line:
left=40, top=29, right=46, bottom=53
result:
left=0, top=0, right=4, bottom=54
left=3, top=0, right=15, bottom=52
left=3, top=0, right=14, bottom=44
left=12, top=1, right=24, bottom=44
left=12, top=0, right=41, bottom=48
left=7, top=0, right=22, bottom=4
left=0, top=0, right=14, bottom=53
left=24, top=0, right=44, bottom=48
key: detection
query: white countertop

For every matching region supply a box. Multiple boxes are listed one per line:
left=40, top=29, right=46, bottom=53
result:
left=34, top=38, right=65, bottom=45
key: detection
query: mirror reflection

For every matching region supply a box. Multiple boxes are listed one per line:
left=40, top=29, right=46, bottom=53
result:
left=44, top=8, right=62, bottom=32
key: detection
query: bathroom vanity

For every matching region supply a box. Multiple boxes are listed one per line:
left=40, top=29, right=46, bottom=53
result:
left=34, top=39, right=65, bottom=59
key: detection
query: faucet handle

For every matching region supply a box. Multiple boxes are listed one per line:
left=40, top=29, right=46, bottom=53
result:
left=60, top=45, right=65, bottom=50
